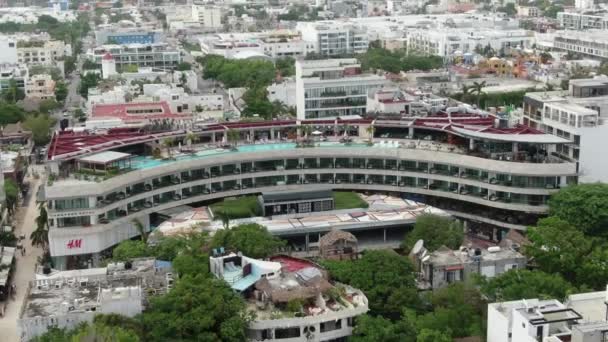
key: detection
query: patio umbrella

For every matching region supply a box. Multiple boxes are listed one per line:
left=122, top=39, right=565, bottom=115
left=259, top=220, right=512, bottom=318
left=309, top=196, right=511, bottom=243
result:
left=312, top=130, right=322, bottom=135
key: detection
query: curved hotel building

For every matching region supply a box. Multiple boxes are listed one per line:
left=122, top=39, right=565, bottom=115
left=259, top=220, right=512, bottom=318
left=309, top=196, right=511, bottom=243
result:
left=41, top=110, right=577, bottom=269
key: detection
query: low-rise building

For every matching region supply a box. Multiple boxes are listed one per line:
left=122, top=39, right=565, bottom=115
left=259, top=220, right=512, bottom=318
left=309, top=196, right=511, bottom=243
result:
left=553, top=30, right=608, bottom=59
left=0, top=63, right=27, bottom=92
left=517, top=6, right=540, bottom=17
left=199, top=31, right=314, bottom=60
left=25, top=74, right=56, bottom=101
left=18, top=258, right=173, bottom=341
left=257, top=189, right=335, bottom=216
left=521, top=76, right=608, bottom=182
left=367, top=88, right=449, bottom=117
left=295, top=58, right=388, bottom=119
left=87, top=43, right=182, bottom=71
left=210, top=252, right=368, bottom=341
left=0, top=246, right=16, bottom=303
left=297, top=21, right=368, bottom=57
left=487, top=288, right=608, bottom=342
left=17, top=39, right=67, bottom=66
left=94, top=26, right=164, bottom=45
left=557, top=11, right=608, bottom=30
left=90, top=101, right=193, bottom=129
left=412, top=242, right=526, bottom=290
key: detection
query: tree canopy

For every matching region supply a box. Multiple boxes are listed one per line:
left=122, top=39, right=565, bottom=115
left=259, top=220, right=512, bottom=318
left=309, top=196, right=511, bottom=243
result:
left=547, top=183, right=608, bottom=236
left=211, top=223, right=285, bottom=259
left=24, top=114, right=54, bottom=146
left=403, top=213, right=464, bottom=252
left=322, top=250, right=420, bottom=318
left=477, top=269, right=576, bottom=302
left=357, top=48, right=444, bottom=74
left=198, top=55, right=276, bottom=88
left=141, top=274, right=248, bottom=342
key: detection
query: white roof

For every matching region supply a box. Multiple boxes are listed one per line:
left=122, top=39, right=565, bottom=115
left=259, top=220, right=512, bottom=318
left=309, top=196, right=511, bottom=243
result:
left=78, top=151, right=132, bottom=164
left=451, top=126, right=571, bottom=144
left=232, top=51, right=270, bottom=60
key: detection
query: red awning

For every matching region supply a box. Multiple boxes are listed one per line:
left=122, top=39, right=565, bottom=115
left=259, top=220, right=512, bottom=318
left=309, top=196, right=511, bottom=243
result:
left=445, top=265, right=464, bottom=271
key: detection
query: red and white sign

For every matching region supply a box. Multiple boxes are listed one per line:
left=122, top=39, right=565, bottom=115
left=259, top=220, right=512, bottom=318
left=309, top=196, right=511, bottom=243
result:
left=66, top=239, right=82, bottom=249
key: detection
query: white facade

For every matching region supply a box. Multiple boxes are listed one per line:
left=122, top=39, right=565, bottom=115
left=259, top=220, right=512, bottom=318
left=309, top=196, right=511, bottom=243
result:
left=0, top=63, right=28, bottom=91
left=101, top=55, right=117, bottom=79
left=407, top=28, right=532, bottom=57
left=0, top=35, right=17, bottom=64
left=267, top=80, right=296, bottom=108
left=17, top=40, right=67, bottom=66
left=199, top=32, right=314, bottom=59
left=557, top=12, right=608, bottom=30
left=87, top=43, right=182, bottom=70
left=297, top=21, right=368, bottom=56
left=192, top=5, right=222, bottom=29
left=25, top=74, right=56, bottom=101
left=295, top=59, right=387, bottom=119
left=142, top=83, right=224, bottom=113
left=488, top=289, right=608, bottom=342
left=553, top=30, right=608, bottom=59
left=575, top=0, right=595, bottom=10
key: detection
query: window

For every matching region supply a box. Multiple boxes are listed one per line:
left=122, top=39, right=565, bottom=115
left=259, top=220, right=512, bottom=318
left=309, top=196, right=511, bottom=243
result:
left=274, top=327, right=300, bottom=339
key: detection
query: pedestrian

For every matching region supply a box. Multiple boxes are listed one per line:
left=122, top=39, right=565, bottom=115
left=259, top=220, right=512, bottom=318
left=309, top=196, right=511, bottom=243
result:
left=22, top=247, right=26, bottom=256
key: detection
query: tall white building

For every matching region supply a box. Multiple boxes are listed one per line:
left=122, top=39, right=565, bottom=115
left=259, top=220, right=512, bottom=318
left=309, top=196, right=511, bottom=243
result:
left=521, top=76, right=608, bottom=183
left=192, top=5, right=222, bottom=29
left=553, top=30, right=608, bottom=58
left=557, top=11, right=608, bottom=30
left=295, top=58, right=387, bottom=119
left=575, top=0, right=594, bottom=10
left=296, top=21, right=368, bottom=56
left=199, top=31, right=315, bottom=59
left=0, top=36, right=17, bottom=64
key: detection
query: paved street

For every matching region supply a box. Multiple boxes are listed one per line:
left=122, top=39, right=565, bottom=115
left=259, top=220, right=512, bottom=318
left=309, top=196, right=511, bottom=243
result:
left=0, top=168, right=44, bottom=342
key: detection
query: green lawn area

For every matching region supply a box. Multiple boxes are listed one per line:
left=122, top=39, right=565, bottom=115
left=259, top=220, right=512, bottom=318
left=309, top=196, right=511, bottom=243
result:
left=210, top=196, right=261, bottom=219
left=210, top=192, right=368, bottom=220
left=333, top=191, right=369, bottom=210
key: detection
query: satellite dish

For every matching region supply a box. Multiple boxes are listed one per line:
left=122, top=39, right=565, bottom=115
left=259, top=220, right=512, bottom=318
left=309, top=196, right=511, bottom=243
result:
left=421, top=255, right=431, bottom=262
left=412, top=239, right=424, bottom=255
left=420, top=249, right=427, bottom=259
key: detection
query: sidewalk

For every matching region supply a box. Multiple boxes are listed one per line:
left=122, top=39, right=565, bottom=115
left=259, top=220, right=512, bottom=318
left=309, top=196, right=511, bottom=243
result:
left=0, top=169, right=44, bottom=342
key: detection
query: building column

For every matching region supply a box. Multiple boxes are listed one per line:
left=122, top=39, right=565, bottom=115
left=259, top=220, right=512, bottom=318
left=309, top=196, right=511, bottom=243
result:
left=211, top=132, right=216, bottom=143
left=383, top=228, right=387, bottom=243
left=305, top=233, right=309, bottom=252
left=408, top=126, right=414, bottom=137
left=512, top=142, right=518, bottom=153
left=249, top=129, right=254, bottom=142
left=469, top=138, right=475, bottom=150
left=270, top=128, right=275, bottom=140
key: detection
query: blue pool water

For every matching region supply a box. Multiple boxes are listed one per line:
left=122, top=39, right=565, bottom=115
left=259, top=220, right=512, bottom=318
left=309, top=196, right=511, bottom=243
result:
left=130, top=141, right=393, bottom=171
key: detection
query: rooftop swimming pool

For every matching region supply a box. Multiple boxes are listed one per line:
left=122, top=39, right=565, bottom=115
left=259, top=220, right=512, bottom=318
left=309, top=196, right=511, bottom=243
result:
left=130, top=141, right=397, bottom=171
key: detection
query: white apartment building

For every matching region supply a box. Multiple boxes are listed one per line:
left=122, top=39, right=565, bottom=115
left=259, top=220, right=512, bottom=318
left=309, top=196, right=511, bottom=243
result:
left=87, top=43, right=182, bottom=71
left=199, top=31, right=315, bottom=59
left=487, top=288, right=608, bottom=342
left=553, top=30, right=608, bottom=59
left=0, top=36, right=17, bottom=64
left=295, top=58, right=388, bottom=119
left=575, top=0, right=595, bottom=10
left=142, top=83, right=224, bottom=113
left=297, top=21, right=368, bottom=56
left=522, top=77, right=608, bottom=182
left=557, top=11, right=608, bottom=30
left=25, top=74, right=56, bottom=101
left=17, top=40, right=67, bottom=65
left=0, top=63, right=27, bottom=92
left=192, top=5, right=222, bottom=29
left=407, top=28, right=533, bottom=57
left=517, top=6, right=540, bottom=17
left=267, top=80, right=296, bottom=108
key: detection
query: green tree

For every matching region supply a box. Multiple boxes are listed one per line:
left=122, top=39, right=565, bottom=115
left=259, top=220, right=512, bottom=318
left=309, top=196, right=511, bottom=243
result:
left=38, top=99, right=61, bottom=114
left=54, top=81, right=68, bottom=102
left=478, top=269, right=576, bottom=302
left=112, top=240, right=149, bottom=261
left=242, top=86, right=275, bottom=119
left=525, top=217, right=591, bottom=280
left=0, top=101, right=27, bottom=124
left=78, top=72, right=101, bottom=98
left=211, top=223, right=285, bottom=259
left=471, top=81, right=486, bottom=107
left=350, top=314, right=417, bottom=342
left=403, top=213, right=464, bottom=252
left=176, top=62, right=192, bottom=71
left=24, top=114, right=54, bottom=145
left=33, top=317, right=141, bottom=342
left=415, top=282, right=484, bottom=338
left=4, top=178, right=18, bottom=216
left=142, top=275, right=249, bottom=341
left=416, top=329, right=452, bottom=342
left=547, top=183, right=608, bottom=236
left=131, top=218, right=148, bottom=244
left=122, top=64, right=138, bottom=73
left=226, top=128, right=240, bottom=148
left=275, top=57, right=295, bottom=77
left=322, top=250, right=421, bottom=318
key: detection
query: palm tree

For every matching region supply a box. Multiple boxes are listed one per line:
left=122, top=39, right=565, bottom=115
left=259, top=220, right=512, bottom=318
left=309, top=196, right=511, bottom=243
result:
left=185, top=131, right=198, bottom=147
left=161, top=138, right=174, bottom=159
left=471, top=81, right=486, bottom=108
left=131, top=218, right=148, bottom=244
left=366, top=124, right=375, bottom=141
left=300, top=125, right=312, bottom=139
left=226, top=129, right=240, bottom=149
left=216, top=211, right=230, bottom=229
left=31, top=203, right=49, bottom=249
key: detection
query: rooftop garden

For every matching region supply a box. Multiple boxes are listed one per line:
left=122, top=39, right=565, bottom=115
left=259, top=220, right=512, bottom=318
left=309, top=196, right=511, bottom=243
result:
left=210, top=195, right=261, bottom=220
left=334, top=191, right=369, bottom=210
